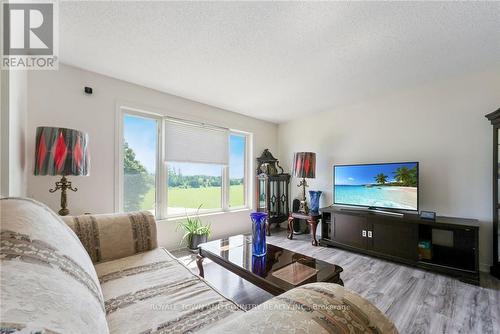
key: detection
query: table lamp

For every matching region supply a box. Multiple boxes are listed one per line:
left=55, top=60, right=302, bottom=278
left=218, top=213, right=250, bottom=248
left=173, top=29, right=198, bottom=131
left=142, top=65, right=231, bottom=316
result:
left=292, top=152, right=316, bottom=213
left=34, top=127, right=89, bottom=215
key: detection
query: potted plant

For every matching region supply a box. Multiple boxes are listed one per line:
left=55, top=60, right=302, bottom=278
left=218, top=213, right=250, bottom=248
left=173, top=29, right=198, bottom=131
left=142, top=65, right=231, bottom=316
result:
left=177, top=205, right=211, bottom=250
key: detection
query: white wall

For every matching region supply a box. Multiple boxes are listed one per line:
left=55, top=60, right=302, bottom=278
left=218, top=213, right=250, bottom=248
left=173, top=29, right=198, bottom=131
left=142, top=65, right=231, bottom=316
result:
left=0, top=70, right=28, bottom=198
left=8, top=71, right=28, bottom=197
left=278, top=67, right=500, bottom=271
left=27, top=64, right=278, bottom=249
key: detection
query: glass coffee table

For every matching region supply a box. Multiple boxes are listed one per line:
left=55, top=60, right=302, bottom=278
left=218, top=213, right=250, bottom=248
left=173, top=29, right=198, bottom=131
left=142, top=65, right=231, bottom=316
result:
left=197, top=234, right=343, bottom=296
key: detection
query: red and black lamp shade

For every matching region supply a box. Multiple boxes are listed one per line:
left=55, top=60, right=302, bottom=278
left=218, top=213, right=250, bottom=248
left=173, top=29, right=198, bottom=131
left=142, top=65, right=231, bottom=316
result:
left=293, top=152, right=316, bottom=179
left=34, top=127, right=89, bottom=176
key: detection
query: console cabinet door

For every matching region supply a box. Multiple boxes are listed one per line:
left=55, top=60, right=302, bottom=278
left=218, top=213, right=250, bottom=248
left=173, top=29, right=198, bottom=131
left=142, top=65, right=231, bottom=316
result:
left=332, top=213, right=367, bottom=249
left=368, top=218, right=418, bottom=261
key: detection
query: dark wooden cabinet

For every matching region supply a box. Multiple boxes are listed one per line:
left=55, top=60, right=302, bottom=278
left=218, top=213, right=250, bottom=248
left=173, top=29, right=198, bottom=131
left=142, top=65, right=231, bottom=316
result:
left=369, top=217, right=418, bottom=262
left=255, top=149, right=290, bottom=235
left=256, top=173, right=290, bottom=233
left=321, top=207, right=479, bottom=284
left=486, top=107, right=500, bottom=279
left=330, top=212, right=418, bottom=262
left=331, top=213, right=367, bottom=249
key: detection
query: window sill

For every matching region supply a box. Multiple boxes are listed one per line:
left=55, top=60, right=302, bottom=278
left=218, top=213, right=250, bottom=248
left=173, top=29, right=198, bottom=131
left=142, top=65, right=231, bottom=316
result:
left=157, top=207, right=251, bottom=223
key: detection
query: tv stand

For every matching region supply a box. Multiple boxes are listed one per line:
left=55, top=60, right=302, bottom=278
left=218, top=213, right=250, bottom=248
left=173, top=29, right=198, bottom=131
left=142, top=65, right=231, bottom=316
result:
left=320, top=207, right=480, bottom=285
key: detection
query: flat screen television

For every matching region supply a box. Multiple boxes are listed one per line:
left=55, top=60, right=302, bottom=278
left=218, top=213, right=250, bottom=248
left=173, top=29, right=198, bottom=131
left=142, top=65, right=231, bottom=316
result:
left=334, top=162, right=419, bottom=211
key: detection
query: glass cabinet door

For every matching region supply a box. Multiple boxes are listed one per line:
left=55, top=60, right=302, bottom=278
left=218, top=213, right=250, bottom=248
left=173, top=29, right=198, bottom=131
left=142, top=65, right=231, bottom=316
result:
left=279, top=180, right=287, bottom=215
left=258, top=178, right=266, bottom=210
left=269, top=180, right=277, bottom=217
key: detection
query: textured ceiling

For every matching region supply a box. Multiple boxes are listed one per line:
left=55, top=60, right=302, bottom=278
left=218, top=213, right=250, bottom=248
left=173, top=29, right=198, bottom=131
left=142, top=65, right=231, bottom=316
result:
left=60, top=1, right=500, bottom=123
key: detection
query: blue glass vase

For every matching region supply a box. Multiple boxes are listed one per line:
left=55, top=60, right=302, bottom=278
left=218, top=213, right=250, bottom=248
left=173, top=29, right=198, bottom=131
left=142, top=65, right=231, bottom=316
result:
left=250, top=212, right=267, bottom=257
left=309, top=191, right=322, bottom=213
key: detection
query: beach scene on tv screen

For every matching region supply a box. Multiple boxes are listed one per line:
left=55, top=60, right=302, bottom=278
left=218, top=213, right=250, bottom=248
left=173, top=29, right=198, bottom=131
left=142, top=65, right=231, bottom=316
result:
left=334, top=162, right=418, bottom=210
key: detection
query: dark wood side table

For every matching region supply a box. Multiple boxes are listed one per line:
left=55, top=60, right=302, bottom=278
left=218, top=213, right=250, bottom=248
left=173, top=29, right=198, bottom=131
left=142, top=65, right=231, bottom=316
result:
left=287, top=212, right=321, bottom=246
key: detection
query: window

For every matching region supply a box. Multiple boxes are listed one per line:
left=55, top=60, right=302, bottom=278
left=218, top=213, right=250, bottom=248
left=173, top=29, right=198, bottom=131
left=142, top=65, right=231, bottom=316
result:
left=119, top=108, right=249, bottom=219
left=229, top=134, right=246, bottom=207
left=122, top=114, right=158, bottom=214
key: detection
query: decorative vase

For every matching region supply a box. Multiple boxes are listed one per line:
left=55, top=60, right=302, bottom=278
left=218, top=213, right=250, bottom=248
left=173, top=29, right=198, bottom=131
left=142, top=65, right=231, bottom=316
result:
left=250, top=212, right=268, bottom=257
left=309, top=191, right=322, bottom=213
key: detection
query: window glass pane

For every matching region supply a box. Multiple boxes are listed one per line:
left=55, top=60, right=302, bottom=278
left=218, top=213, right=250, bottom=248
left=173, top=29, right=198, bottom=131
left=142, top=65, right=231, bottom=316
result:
left=123, top=114, right=157, bottom=214
left=167, top=162, right=222, bottom=216
left=229, top=134, right=246, bottom=207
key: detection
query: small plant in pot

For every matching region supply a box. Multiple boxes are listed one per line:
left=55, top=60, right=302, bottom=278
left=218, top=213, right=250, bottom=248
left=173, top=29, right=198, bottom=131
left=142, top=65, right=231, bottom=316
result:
left=177, top=205, right=211, bottom=251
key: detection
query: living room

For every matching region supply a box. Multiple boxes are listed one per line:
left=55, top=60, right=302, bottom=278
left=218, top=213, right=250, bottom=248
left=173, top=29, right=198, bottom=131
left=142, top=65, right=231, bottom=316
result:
left=1, top=1, right=499, bottom=334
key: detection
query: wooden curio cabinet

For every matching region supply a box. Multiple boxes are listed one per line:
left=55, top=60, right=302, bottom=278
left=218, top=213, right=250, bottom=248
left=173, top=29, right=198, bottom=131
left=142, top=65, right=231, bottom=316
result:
left=486, top=107, right=500, bottom=279
left=255, top=150, right=290, bottom=235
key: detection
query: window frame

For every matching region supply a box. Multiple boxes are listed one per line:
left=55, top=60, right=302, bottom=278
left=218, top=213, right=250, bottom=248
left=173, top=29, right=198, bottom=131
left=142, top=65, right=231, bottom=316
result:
left=116, top=104, right=252, bottom=219
left=115, top=107, right=163, bottom=216
left=226, top=131, right=250, bottom=211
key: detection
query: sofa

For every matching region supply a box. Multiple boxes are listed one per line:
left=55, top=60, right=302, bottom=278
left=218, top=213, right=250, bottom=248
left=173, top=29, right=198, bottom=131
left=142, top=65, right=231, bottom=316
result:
left=0, top=198, right=398, bottom=333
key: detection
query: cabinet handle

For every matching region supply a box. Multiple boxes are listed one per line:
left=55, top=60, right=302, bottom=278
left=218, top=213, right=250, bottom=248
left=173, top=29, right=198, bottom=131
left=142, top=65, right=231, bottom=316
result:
left=368, top=231, right=373, bottom=238
left=362, top=230, right=367, bottom=237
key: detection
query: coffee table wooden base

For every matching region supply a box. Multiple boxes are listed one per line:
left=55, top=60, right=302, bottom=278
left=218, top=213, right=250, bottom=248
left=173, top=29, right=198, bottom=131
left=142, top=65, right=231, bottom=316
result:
left=196, top=254, right=205, bottom=278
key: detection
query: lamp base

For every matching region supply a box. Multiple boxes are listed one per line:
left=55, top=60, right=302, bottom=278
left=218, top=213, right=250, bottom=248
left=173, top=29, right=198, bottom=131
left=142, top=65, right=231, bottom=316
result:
left=49, top=175, right=78, bottom=216
left=297, top=178, right=309, bottom=214
left=58, top=207, right=70, bottom=216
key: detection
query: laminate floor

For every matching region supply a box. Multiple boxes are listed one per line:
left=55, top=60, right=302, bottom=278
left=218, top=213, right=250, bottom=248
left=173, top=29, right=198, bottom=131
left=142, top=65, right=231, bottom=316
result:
left=172, top=228, right=500, bottom=334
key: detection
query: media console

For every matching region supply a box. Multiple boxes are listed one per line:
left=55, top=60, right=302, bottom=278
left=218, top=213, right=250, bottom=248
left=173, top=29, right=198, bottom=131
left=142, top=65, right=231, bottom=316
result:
left=319, top=207, right=480, bottom=285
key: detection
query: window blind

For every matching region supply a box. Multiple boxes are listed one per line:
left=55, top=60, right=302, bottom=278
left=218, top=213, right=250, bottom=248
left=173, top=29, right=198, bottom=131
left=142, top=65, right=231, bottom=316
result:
left=165, top=119, right=229, bottom=165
